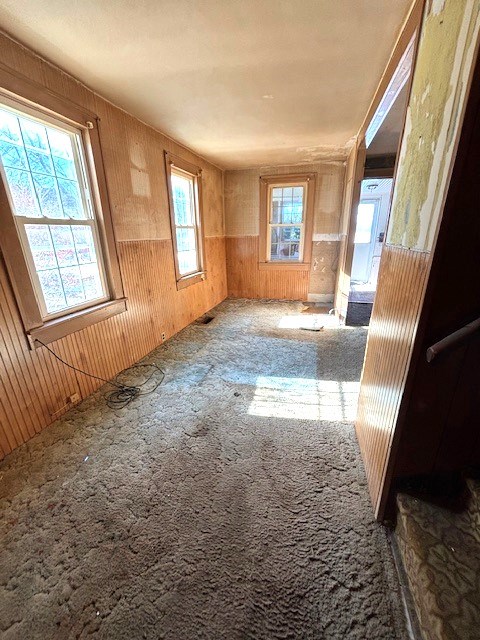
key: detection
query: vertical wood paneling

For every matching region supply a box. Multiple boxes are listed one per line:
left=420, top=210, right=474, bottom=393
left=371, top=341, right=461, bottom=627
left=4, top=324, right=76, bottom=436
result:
left=0, top=237, right=226, bottom=459
left=226, top=236, right=310, bottom=301
left=355, top=244, right=429, bottom=514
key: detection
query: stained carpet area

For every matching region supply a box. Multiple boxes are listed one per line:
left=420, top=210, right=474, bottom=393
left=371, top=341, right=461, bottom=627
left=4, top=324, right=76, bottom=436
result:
left=0, top=300, right=408, bottom=640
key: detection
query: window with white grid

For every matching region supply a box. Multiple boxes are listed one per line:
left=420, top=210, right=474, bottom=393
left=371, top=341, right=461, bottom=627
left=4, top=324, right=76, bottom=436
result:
left=171, top=167, right=201, bottom=276
left=0, top=99, right=108, bottom=319
left=268, top=184, right=306, bottom=262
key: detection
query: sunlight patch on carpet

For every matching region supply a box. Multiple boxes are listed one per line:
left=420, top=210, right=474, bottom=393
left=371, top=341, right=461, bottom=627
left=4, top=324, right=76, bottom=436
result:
left=248, top=376, right=360, bottom=422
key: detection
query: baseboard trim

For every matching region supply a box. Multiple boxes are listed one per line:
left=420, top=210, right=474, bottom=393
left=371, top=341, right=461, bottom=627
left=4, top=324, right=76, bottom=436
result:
left=388, top=530, right=423, bottom=640
left=307, top=293, right=334, bottom=303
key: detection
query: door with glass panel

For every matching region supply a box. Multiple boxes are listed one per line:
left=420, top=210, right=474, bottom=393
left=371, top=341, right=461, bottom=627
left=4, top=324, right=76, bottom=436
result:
left=351, top=197, right=381, bottom=283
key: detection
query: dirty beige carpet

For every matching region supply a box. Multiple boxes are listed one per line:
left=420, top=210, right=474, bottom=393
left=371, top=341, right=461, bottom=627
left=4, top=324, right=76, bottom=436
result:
left=0, top=300, right=407, bottom=639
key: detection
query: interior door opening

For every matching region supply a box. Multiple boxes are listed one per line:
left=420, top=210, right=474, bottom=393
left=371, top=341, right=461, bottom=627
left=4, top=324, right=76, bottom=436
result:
left=350, top=178, right=393, bottom=301
left=345, top=38, right=413, bottom=327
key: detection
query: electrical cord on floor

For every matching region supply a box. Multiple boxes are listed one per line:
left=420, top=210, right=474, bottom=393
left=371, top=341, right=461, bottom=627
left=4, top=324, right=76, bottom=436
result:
left=35, top=339, right=165, bottom=409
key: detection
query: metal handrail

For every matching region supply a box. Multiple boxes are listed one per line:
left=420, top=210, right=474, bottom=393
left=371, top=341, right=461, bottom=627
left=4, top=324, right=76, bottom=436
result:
left=426, top=317, right=480, bottom=363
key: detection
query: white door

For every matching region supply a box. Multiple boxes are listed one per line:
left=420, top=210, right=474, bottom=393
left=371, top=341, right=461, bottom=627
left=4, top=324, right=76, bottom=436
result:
left=351, top=197, right=381, bottom=283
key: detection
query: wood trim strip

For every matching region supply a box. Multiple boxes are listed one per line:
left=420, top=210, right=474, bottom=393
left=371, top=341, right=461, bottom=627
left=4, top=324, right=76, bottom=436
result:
left=176, top=272, right=205, bottom=290
left=28, top=299, right=127, bottom=347
left=357, top=0, right=424, bottom=140
left=0, top=62, right=98, bottom=127
left=258, top=262, right=310, bottom=272
left=164, top=151, right=206, bottom=287
left=258, top=173, right=316, bottom=267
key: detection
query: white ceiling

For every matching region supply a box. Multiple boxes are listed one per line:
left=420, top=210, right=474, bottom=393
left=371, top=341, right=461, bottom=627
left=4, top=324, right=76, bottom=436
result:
left=0, top=0, right=413, bottom=169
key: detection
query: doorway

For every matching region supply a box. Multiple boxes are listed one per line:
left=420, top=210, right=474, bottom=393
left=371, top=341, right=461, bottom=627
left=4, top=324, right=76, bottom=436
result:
left=345, top=71, right=411, bottom=326
left=350, top=179, right=393, bottom=302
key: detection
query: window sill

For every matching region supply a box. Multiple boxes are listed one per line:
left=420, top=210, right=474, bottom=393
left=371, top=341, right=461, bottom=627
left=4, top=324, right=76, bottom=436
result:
left=258, top=262, right=311, bottom=271
left=176, top=272, right=206, bottom=290
left=28, top=298, right=127, bottom=348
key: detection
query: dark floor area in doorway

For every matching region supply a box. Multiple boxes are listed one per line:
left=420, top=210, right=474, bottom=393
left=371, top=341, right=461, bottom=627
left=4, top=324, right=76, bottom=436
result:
left=346, top=301, right=374, bottom=326
left=0, top=300, right=407, bottom=639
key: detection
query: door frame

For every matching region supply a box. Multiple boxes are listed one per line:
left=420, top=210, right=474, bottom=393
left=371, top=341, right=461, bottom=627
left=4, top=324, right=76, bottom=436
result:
left=333, top=140, right=366, bottom=322
left=333, top=0, right=424, bottom=321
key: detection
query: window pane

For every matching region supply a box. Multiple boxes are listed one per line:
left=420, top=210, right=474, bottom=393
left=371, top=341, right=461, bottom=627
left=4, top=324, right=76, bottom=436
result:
left=0, top=105, right=88, bottom=220
left=80, top=263, right=103, bottom=299
left=270, top=185, right=304, bottom=224
left=0, top=141, right=28, bottom=170
left=53, top=156, right=76, bottom=180
left=59, top=266, right=85, bottom=306
left=26, top=148, right=54, bottom=175
left=171, top=173, right=194, bottom=226
left=72, top=226, right=98, bottom=264
left=32, top=173, right=64, bottom=218
left=18, top=117, right=49, bottom=151
left=57, top=178, right=84, bottom=219
left=355, top=202, right=375, bottom=243
left=48, top=129, right=77, bottom=179
left=0, top=110, right=22, bottom=144
left=270, top=225, right=301, bottom=261
left=176, top=227, right=198, bottom=275
left=37, top=269, right=67, bottom=313
left=3, top=167, right=41, bottom=217
left=47, top=128, right=72, bottom=158
left=25, top=225, right=56, bottom=270
left=50, top=225, right=78, bottom=267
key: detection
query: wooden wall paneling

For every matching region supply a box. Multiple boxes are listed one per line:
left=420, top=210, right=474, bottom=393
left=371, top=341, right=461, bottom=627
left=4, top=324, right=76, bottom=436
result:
left=224, top=162, right=345, bottom=301
left=0, top=235, right=227, bottom=459
left=226, top=236, right=310, bottom=301
left=355, top=246, right=429, bottom=509
left=387, top=49, right=480, bottom=481
left=354, top=0, right=480, bottom=519
left=0, top=34, right=227, bottom=460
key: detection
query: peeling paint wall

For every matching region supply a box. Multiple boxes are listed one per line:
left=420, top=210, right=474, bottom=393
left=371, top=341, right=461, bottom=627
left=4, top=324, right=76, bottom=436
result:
left=388, top=0, right=480, bottom=249
left=225, top=162, right=345, bottom=300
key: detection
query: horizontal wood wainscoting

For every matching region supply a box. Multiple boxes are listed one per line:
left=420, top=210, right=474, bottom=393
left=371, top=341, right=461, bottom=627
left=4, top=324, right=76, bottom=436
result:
left=354, top=244, right=429, bottom=513
left=226, top=236, right=310, bottom=300
left=0, top=236, right=226, bottom=458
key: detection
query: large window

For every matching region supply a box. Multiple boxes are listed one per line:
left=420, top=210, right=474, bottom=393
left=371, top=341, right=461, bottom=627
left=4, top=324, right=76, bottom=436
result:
left=259, top=174, right=315, bottom=269
left=0, top=73, right=124, bottom=347
left=0, top=100, right=108, bottom=318
left=165, top=152, right=205, bottom=289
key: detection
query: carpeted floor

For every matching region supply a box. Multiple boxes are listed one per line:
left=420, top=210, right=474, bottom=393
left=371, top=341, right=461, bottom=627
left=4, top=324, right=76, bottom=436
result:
left=0, top=300, right=408, bottom=640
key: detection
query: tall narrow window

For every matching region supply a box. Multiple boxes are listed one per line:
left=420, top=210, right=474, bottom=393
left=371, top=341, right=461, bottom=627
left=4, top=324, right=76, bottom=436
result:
left=0, top=99, right=108, bottom=319
left=165, top=152, right=205, bottom=289
left=259, top=174, right=315, bottom=268
left=269, top=185, right=305, bottom=261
